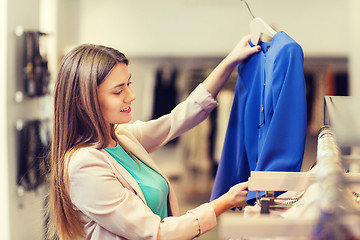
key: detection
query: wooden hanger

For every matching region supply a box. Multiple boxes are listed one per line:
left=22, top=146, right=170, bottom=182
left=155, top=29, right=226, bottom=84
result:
left=250, top=17, right=277, bottom=45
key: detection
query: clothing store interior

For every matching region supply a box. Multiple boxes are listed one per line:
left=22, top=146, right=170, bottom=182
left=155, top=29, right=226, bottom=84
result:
left=1, top=0, right=360, bottom=239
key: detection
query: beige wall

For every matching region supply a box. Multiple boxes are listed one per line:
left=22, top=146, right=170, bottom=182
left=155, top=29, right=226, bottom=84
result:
left=71, top=0, right=348, bottom=57
left=0, top=0, right=10, bottom=237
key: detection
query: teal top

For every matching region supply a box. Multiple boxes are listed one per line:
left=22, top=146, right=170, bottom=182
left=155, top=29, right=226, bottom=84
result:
left=105, top=143, right=169, bottom=220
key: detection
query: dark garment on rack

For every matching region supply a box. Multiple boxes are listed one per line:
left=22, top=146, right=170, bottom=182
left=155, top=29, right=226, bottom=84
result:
left=17, top=120, right=50, bottom=190
left=209, top=108, right=218, bottom=178
left=335, top=72, right=349, bottom=96
left=210, top=31, right=307, bottom=205
left=305, top=72, right=315, bottom=124
left=152, top=67, right=178, bottom=144
left=152, top=68, right=178, bottom=119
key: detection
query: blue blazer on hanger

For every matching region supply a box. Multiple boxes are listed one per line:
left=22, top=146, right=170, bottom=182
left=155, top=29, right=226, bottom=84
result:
left=210, top=31, right=307, bottom=205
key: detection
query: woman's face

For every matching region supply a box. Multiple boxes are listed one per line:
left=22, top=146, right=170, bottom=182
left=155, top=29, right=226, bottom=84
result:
left=97, top=63, right=136, bottom=125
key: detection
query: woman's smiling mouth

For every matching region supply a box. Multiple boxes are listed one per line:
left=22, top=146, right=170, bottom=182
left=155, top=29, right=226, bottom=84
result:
left=120, top=107, right=131, bottom=113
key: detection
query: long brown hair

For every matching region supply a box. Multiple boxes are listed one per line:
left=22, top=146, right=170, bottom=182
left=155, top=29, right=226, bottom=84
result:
left=47, top=44, right=129, bottom=239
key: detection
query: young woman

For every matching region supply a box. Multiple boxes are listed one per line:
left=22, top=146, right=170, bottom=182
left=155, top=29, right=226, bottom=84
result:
left=47, top=35, right=261, bottom=240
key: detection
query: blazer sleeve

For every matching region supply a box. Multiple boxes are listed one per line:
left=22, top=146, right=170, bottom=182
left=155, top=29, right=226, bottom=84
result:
left=69, top=148, right=217, bottom=240
left=120, top=83, right=217, bottom=153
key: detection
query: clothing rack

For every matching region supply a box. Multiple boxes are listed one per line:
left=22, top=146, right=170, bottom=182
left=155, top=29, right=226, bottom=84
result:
left=219, top=97, right=360, bottom=239
left=248, top=171, right=360, bottom=192
left=220, top=214, right=359, bottom=239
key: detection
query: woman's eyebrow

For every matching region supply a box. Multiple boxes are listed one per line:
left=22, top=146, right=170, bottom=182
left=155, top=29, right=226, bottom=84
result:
left=110, top=74, right=132, bottom=89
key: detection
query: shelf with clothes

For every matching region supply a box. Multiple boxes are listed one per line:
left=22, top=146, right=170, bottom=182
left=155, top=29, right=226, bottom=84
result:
left=219, top=126, right=360, bottom=239
left=13, top=26, right=54, bottom=209
left=15, top=118, right=52, bottom=194
left=15, top=26, right=52, bottom=103
left=179, top=67, right=238, bottom=198
left=130, top=56, right=238, bottom=199
left=303, top=57, right=349, bottom=136
left=218, top=93, right=360, bottom=239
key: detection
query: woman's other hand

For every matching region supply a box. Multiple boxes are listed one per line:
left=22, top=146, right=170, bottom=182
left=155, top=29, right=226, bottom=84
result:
left=226, top=181, right=249, bottom=209
left=209, top=181, right=249, bottom=217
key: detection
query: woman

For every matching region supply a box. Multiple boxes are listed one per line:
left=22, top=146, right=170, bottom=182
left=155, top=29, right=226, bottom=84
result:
left=47, top=35, right=261, bottom=240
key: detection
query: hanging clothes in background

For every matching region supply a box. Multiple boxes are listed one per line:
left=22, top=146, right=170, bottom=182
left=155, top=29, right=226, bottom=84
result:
left=181, top=117, right=213, bottom=196
left=304, top=72, right=315, bottom=125
left=307, top=70, right=324, bottom=135
left=152, top=64, right=178, bottom=119
left=152, top=64, right=179, bottom=144
left=180, top=69, right=215, bottom=195
left=208, top=108, right=218, bottom=178
left=334, top=72, right=349, bottom=96
left=17, top=120, right=51, bottom=191
left=324, top=67, right=336, bottom=96
left=211, top=31, right=307, bottom=205
left=22, top=31, right=50, bottom=97
left=323, top=67, right=349, bottom=96
left=307, top=66, right=349, bottom=135
left=213, top=89, right=234, bottom=165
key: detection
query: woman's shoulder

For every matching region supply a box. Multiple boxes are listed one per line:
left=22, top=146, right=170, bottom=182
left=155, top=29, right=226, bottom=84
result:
left=68, top=147, right=112, bottom=174
left=71, top=146, right=106, bottom=159
left=115, top=123, right=143, bottom=142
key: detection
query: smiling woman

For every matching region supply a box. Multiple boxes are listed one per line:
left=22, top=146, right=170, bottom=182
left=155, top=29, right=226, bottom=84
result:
left=47, top=37, right=259, bottom=240
left=47, top=44, right=132, bottom=239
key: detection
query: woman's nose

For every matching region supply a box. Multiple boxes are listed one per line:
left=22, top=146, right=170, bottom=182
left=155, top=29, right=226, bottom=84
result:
left=125, top=88, right=136, bottom=103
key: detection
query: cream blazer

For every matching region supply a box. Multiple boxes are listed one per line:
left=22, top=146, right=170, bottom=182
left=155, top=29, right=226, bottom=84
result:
left=68, top=84, right=218, bottom=240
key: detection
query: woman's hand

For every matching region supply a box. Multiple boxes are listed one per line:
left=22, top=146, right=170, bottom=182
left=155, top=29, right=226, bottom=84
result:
left=227, top=35, right=261, bottom=65
left=209, top=181, right=249, bottom=217
left=226, top=181, right=249, bottom=209
left=202, top=36, right=260, bottom=98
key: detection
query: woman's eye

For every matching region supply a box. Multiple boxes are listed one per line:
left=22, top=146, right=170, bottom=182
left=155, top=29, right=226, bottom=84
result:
left=114, top=82, right=131, bottom=95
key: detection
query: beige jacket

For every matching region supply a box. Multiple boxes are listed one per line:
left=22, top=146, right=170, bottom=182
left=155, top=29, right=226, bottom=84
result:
left=68, top=84, right=218, bottom=240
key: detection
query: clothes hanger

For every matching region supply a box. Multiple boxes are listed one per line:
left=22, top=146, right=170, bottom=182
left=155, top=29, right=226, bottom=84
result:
left=250, top=18, right=277, bottom=45
left=241, top=0, right=277, bottom=45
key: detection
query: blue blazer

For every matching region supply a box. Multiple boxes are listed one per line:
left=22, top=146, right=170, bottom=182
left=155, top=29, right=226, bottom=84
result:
left=211, top=31, right=307, bottom=205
